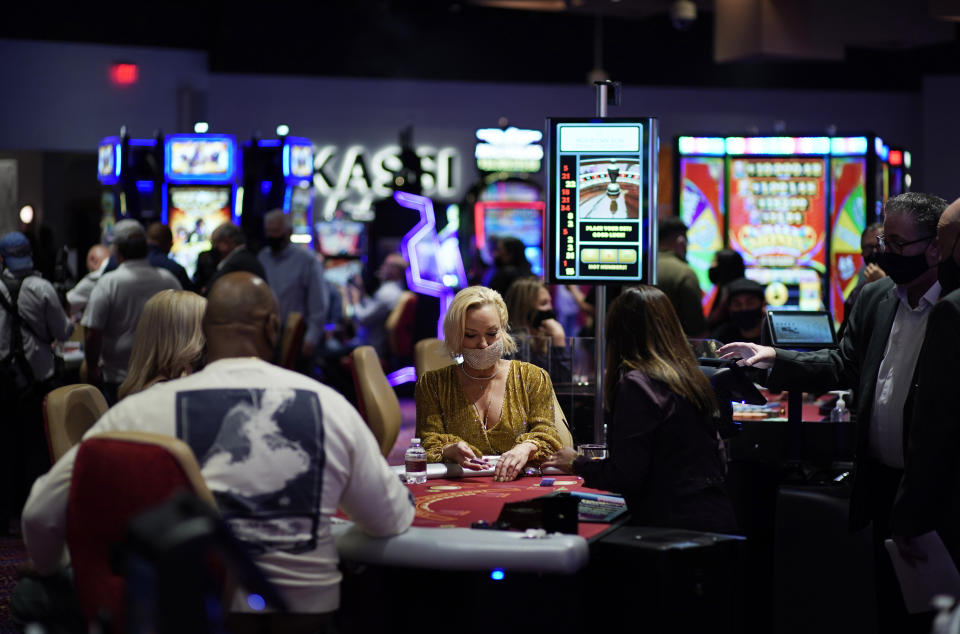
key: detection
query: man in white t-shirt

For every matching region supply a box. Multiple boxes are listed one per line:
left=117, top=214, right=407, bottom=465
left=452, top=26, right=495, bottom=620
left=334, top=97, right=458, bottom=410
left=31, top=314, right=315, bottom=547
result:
left=21, top=272, right=413, bottom=628
left=81, top=219, right=181, bottom=403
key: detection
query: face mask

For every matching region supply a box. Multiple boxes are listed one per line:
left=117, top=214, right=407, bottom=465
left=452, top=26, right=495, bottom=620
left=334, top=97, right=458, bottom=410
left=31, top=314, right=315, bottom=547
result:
left=531, top=309, right=556, bottom=328
left=708, top=267, right=721, bottom=285
left=730, top=307, right=764, bottom=331
left=266, top=236, right=286, bottom=253
left=461, top=338, right=504, bottom=370
left=938, top=258, right=960, bottom=294
left=875, top=251, right=932, bottom=286
left=863, top=251, right=879, bottom=266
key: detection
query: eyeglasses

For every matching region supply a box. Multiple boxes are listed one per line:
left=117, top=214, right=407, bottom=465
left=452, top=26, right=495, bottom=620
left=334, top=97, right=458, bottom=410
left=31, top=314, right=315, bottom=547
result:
left=876, top=233, right=935, bottom=253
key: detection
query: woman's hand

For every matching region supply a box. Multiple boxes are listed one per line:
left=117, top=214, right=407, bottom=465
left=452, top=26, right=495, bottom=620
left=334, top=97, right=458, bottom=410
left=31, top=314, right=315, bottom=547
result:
left=535, top=318, right=567, bottom=347
left=442, top=441, right=490, bottom=470
left=494, top=442, right=537, bottom=482
left=541, top=447, right=578, bottom=474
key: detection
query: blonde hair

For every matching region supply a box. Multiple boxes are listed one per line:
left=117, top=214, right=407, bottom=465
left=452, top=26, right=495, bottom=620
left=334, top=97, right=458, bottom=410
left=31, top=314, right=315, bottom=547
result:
left=118, top=290, right=207, bottom=400
left=442, top=286, right=517, bottom=357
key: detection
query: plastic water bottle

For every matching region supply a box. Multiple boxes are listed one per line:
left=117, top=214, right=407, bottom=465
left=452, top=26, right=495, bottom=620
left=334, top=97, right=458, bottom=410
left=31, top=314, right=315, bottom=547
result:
left=829, top=391, right=851, bottom=423
left=405, top=438, right=427, bottom=484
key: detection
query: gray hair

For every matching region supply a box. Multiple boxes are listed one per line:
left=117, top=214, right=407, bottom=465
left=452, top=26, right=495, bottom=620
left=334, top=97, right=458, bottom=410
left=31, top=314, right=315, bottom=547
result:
left=114, top=219, right=147, bottom=259
left=264, top=209, right=293, bottom=232
left=884, top=192, right=948, bottom=237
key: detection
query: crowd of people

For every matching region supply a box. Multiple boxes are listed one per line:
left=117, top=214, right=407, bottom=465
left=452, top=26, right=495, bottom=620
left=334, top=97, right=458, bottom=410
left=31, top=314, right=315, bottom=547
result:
left=3, top=190, right=960, bottom=632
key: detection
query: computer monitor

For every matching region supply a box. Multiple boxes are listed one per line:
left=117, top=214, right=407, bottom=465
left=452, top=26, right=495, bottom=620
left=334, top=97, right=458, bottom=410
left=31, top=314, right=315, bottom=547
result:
left=766, top=310, right=837, bottom=349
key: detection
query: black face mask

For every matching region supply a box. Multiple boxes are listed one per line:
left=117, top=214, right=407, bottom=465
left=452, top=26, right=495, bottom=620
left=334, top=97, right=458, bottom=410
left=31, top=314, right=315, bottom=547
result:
left=863, top=251, right=879, bottom=266
left=708, top=267, right=721, bottom=285
left=938, top=258, right=960, bottom=294
left=531, top=309, right=557, bottom=328
left=266, top=236, right=287, bottom=254
left=730, top=307, right=764, bottom=331
left=875, top=251, right=933, bottom=286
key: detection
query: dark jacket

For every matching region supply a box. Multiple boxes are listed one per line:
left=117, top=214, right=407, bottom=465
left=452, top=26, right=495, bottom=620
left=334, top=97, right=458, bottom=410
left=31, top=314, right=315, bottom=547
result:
left=205, top=247, right=267, bottom=294
left=892, top=288, right=960, bottom=565
left=767, top=277, right=921, bottom=531
left=575, top=368, right=737, bottom=534
left=147, top=245, right=194, bottom=292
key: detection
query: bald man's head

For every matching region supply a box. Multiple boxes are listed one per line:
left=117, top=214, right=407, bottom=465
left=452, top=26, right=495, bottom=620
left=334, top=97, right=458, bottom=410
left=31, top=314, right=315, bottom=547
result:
left=204, top=272, right=280, bottom=361
left=939, top=198, right=960, bottom=264
left=87, top=244, right=110, bottom=273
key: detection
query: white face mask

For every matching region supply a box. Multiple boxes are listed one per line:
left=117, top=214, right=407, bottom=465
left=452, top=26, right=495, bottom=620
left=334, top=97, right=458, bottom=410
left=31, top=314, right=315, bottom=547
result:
left=461, top=338, right=504, bottom=370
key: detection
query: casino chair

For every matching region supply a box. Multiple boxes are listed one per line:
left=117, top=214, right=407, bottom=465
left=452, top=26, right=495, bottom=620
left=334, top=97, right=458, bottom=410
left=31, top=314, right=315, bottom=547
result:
left=279, top=311, right=306, bottom=370
left=350, top=345, right=401, bottom=458
left=385, top=291, right=417, bottom=363
left=414, top=337, right=455, bottom=376
left=65, top=431, right=220, bottom=633
left=42, top=383, right=108, bottom=463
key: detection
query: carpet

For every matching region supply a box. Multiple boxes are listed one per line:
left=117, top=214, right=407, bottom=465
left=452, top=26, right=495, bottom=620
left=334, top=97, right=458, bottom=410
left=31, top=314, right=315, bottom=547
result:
left=0, top=534, right=28, bottom=633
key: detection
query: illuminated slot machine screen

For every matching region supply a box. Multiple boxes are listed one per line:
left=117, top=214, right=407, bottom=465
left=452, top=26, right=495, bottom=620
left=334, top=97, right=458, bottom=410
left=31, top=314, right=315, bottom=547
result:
left=546, top=118, right=656, bottom=284
left=828, top=156, right=868, bottom=324
left=727, top=155, right=828, bottom=311
left=316, top=220, right=366, bottom=258
left=97, top=137, right=121, bottom=185
left=676, top=142, right=726, bottom=311
left=284, top=140, right=314, bottom=182
left=288, top=187, right=314, bottom=246
left=167, top=187, right=232, bottom=279
left=474, top=202, right=545, bottom=276
left=165, top=136, right=236, bottom=183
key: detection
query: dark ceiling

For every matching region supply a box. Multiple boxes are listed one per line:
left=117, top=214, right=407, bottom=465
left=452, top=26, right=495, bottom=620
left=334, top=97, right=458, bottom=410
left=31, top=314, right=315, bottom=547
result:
left=4, top=1, right=959, bottom=91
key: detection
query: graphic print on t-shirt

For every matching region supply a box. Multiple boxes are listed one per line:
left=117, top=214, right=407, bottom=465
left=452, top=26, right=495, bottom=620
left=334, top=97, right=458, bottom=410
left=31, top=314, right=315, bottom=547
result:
left=176, top=388, right=325, bottom=554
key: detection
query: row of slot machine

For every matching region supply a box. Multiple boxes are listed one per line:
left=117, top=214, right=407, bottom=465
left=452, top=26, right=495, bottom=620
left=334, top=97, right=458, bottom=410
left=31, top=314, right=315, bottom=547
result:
left=96, top=128, right=550, bottom=293
left=676, top=134, right=912, bottom=324
left=96, top=131, right=316, bottom=279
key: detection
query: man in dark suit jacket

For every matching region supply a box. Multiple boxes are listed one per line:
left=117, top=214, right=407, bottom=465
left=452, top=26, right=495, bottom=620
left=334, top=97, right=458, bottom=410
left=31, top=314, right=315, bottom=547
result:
left=205, top=223, right=267, bottom=294
left=893, top=198, right=960, bottom=569
left=719, top=191, right=948, bottom=633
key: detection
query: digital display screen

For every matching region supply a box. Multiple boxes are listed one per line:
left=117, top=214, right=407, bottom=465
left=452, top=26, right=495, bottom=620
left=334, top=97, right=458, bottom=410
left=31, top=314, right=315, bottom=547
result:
left=678, top=155, right=725, bottom=311
left=316, top=220, right=365, bottom=257
left=289, top=187, right=313, bottom=245
left=745, top=267, right=822, bottom=311
left=168, top=186, right=233, bottom=279
left=164, top=134, right=237, bottom=183
left=98, top=138, right=120, bottom=185
left=829, top=157, right=868, bottom=325
left=727, top=157, right=828, bottom=272
left=284, top=141, right=314, bottom=181
left=547, top=119, right=655, bottom=283
left=767, top=311, right=836, bottom=348
left=474, top=202, right=544, bottom=275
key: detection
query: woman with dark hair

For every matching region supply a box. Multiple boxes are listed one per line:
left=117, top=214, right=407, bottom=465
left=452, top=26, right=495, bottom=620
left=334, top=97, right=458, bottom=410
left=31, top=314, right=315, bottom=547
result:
left=503, top=276, right=571, bottom=381
left=706, top=249, right=746, bottom=330
left=544, top=285, right=736, bottom=533
left=487, top=236, right=532, bottom=298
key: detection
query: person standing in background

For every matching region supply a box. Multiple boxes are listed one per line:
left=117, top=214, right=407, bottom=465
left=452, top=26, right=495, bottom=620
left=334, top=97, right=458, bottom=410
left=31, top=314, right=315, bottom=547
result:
left=0, top=232, right=74, bottom=534
left=655, top=216, right=707, bottom=337
left=82, top=220, right=181, bottom=404
left=258, top=210, right=329, bottom=371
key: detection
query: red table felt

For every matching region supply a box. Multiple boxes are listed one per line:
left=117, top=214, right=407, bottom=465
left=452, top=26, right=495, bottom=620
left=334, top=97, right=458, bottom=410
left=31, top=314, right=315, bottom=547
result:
left=405, top=476, right=616, bottom=539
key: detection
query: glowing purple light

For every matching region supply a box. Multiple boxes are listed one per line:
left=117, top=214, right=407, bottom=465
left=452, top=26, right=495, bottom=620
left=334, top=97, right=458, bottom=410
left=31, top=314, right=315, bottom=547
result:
left=395, top=191, right=459, bottom=338
left=387, top=366, right=417, bottom=386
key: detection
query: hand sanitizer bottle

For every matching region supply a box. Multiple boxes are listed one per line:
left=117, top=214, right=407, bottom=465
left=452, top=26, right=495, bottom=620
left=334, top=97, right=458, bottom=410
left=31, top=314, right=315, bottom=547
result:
left=829, top=391, right=851, bottom=423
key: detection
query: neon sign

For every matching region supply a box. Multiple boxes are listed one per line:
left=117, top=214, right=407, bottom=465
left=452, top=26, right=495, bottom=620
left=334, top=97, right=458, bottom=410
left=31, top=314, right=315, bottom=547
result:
left=312, top=144, right=458, bottom=221
left=474, top=127, right=543, bottom=173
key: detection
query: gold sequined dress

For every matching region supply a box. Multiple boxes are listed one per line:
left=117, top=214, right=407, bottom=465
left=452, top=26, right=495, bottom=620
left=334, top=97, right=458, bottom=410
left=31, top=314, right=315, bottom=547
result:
left=414, top=360, right=562, bottom=463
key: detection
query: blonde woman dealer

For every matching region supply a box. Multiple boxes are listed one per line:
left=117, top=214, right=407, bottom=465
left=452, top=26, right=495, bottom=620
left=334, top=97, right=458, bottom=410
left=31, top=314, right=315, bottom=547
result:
left=415, top=286, right=562, bottom=482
